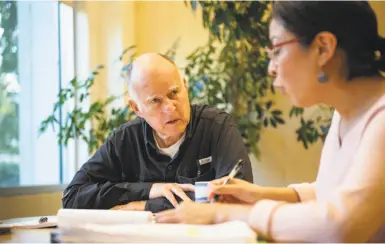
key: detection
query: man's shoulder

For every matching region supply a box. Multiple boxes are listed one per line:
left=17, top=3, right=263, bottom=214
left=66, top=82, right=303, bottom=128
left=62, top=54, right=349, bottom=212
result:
left=112, top=116, right=143, bottom=139
left=192, top=104, right=235, bottom=126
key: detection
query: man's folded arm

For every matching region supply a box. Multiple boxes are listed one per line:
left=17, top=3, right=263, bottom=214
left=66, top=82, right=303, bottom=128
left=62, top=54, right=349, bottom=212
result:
left=62, top=171, right=153, bottom=209
left=62, top=132, right=153, bottom=209
left=213, top=115, right=254, bottom=182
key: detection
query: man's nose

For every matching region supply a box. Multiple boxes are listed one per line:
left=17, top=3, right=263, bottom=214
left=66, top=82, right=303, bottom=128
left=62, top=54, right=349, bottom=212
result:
left=162, top=98, right=177, bottom=112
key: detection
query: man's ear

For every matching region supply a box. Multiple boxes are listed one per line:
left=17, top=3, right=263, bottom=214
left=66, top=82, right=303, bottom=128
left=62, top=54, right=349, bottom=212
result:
left=183, top=78, right=188, bottom=90
left=313, top=31, right=337, bottom=67
left=128, top=99, right=142, bottom=117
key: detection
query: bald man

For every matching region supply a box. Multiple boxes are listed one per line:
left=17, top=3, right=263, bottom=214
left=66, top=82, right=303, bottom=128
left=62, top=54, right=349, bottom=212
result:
left=62, top=53, right=253, bottom=213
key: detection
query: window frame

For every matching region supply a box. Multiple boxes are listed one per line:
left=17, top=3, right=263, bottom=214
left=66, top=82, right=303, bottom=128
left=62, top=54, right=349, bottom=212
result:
left=0, top=184, right=68, bottom=196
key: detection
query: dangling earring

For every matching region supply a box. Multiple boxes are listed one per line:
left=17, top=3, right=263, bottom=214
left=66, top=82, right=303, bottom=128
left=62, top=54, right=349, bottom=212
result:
left=318, top=71, right=328, bottom=83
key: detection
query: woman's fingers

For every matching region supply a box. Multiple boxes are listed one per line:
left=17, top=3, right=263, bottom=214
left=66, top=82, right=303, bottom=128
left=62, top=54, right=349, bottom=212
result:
left=209, top=176, right=230, bottom=186
left=210, top=184, right=242, bottom=195
left=207, top=185, right=244, bottom=201
left=208, top=177, right=247, bottom=189
left=155, top=210, right=180, bottom=223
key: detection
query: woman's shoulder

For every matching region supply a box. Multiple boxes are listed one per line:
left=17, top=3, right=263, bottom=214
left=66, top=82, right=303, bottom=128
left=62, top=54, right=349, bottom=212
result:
left=361, top=92, right=385, bottom=135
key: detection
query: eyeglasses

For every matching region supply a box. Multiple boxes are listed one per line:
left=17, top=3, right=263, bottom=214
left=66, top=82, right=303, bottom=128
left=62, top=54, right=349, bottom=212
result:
left=265, top=38, right=300, bottom=61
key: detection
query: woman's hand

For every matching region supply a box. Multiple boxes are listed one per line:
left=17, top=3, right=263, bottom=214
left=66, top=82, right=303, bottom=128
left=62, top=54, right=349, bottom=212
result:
left=155, top=201, right=252, bottom=225
left=208, top=177, right=262, bottom=204
left=155, top=201, right=219, bottom=224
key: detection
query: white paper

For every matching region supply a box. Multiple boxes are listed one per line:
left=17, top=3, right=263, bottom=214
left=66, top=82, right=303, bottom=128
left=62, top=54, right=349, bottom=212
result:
left=57, top=208, right=153, bottom=229
left=59, top=221, right=257, bottom=243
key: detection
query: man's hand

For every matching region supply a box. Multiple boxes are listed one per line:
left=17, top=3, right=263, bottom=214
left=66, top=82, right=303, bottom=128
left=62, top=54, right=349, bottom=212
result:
left=149, top=183, right=195, bottom=207
left=111, top=200, right=146, bottom=211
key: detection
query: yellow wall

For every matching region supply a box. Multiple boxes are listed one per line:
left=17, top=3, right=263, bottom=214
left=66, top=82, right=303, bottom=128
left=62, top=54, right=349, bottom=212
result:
left=2, top=1, right=385, bottom=220
left=0, top=193, right=62, bottom=220
left=134, top=1, right=209, bottom=66
left=371, top=1, right=385, bottom=36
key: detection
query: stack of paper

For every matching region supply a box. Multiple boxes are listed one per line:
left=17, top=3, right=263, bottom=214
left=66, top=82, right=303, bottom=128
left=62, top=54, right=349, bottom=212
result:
left=57, top=209, right=153, bottom=228
left=56, top=209, right=257, bottom=243
left=59, top=221, right=257, bottom=243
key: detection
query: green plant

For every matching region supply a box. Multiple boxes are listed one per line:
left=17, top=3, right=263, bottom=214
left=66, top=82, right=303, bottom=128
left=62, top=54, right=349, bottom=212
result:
left=39, top=47, right=137, bottom=154
left=289, top=106, right=333, bottom=149
left=184, top=1, right=283, bottom=156
left=185, top=1, right=332, bottom=153
left=0, top=1, right=19, bottom=155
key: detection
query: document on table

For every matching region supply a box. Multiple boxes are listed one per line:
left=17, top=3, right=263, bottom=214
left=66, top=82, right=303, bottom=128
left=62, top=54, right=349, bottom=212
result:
left=58, top=221, right=257, bottom=243
left=57, top=208, right=154, bottom=228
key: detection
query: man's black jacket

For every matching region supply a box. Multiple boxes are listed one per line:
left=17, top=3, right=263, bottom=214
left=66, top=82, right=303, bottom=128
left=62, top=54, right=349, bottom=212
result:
left=62, top=104, right=253, bottom=213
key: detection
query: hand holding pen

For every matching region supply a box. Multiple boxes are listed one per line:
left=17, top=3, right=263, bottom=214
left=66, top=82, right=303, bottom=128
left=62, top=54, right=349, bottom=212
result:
left=209, top=159, right=244, bottom=203
left=208, top=161, right=262, bottom=204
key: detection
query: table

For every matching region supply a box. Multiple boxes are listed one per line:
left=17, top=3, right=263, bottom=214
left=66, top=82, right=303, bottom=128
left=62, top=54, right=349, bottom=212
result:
left=0, top=228, right=268, bottom=243
left=0, top=228, right=53, bottom=243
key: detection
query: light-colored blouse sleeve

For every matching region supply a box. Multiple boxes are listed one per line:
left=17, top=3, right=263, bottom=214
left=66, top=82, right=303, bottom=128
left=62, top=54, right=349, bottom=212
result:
left=247, top=110, right=385, bottom=243
left=287, top=182, right=316, bottom=202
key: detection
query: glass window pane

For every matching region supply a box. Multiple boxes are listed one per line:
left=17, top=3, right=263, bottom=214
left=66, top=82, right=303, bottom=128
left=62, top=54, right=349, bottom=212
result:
left=0, top=1, right=21, bottom=186
left=0, top=1, right=75, bottom=187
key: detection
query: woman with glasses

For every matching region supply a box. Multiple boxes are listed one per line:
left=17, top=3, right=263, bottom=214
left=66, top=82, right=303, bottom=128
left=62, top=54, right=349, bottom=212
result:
left=156, top=1, right=385, bottom=242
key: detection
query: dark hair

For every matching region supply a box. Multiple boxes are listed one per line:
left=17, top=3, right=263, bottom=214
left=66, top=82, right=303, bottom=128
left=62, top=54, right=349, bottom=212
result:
left=272, top=1, right=385, bottom=80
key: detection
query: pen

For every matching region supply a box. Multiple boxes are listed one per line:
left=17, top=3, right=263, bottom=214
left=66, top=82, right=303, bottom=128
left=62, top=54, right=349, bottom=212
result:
left=210, top=159, right=244, bottom=203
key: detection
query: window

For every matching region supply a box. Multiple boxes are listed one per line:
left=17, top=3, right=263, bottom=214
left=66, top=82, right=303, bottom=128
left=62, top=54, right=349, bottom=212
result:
left=0, top=1, right=85, bottom=187
left=0, top=2, right=18, bottom=186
